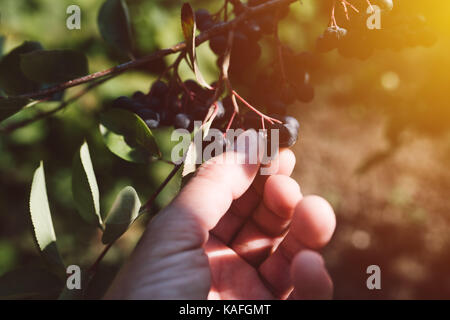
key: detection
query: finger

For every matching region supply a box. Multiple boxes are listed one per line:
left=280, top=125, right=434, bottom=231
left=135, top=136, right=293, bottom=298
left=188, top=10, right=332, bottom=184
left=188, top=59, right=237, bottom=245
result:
left=151, top=129, right=262, bottom=253
left=211, top=149, right=296, bottom=244
left=205, top=236, right=274, bottom=300
left=258, top=196, right=335, bottom=298
left=289, top=250, right=333, bottom=300
left=230, top=175, right=302, bottom=266
left=252, top=148, right=296, bottom=195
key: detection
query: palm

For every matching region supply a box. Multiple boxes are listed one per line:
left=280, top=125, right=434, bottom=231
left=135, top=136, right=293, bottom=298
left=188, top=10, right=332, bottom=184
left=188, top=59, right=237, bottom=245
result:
left=204, top=158, right=333, bottom=300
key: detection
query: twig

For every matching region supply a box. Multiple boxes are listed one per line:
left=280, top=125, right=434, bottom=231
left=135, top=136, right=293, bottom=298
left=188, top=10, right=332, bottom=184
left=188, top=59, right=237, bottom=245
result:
left=0, top=76, right=113, bottom=134
left=87, top=242, right=113, bottom=275
left=12, top=0, right=296, bottom=100
left=140, top=163, right=183, bottom=213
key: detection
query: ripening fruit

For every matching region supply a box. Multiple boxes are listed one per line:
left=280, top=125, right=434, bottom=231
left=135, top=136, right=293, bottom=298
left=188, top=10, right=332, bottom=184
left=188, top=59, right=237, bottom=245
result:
left=195, top=9, right=214, bottom=31
left=243, top=112, right=262, bottom=130
left=316, top=27, right=348, bottom=53
left=280, top=123, right=299, bottom=147
left=377, top=0, right=394, bottom=11
left=281, top=116, right=300, bottom=131
left=209, top=35, right=228, bottom=55
left=168, top=97, right=183, bottom=114
left=273, top=115, right=300, bottom=132
left=137, top=109, right=158, bottom=121
left=147, top=96, right=162, bottom=111
left=174, top=113, right=192, bottom=130
left=257, top=14, right=275, bottom=34
left=267, top=122, right=298, bottom=148
left=145, top=119, right=160, bottom=129
left=112, top=96, right=133, bottom=109
left=132, top=91, right=146, bottom=103
left=184, top=79, right=203, bottom=94
left=241, top=20, right=262, bottom=41
left=150, top=80, right=169, bottom=97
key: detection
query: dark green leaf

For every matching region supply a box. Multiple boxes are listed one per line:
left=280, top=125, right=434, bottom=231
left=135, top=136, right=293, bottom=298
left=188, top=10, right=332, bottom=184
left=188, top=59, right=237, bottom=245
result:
left=181, top=3, right=211, bottom=89
left=102, top=186, right=141, bottom=244
left=0, top=97, right=32, bottom=122
left=181, top=112, right=215, bottom=177
left=0, top=41, right=43, bottom=95
left=98, top=0, right=133, bottom=57
left=99, top=108, right=160, bottom=163
left=20, top=49, right=88, bottom=83
left=72, top=142, right=102, bottom=228
left=29, top=162, right=65, bottom=272
left=0, top=268, right=63, bottom=299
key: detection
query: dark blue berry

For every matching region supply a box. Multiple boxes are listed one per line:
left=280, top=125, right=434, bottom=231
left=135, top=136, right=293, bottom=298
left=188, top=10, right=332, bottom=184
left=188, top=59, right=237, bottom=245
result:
left=174, top=113, right=192, bottom=130
left=150, top=80, right=169, bottom=97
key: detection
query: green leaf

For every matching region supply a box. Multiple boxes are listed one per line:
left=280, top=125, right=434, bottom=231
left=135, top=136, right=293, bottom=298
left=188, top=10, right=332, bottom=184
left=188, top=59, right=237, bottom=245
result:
left=102, top=186, right=141, bottom=244
left=0, top=268, right=63, bottom=299
left=72, top=142, right=102, bottom=228
left=0, top=97, right=32, bottom=122
left=20, top=49, right=88, bottom=84
left=181, top=109, right=216, bottom=177
left=29, top=162, right=65, bottom=271
left=181, top=3, right=212, bottom=89
left=0, top=41, right=43, bottom=95
left=99, top=108, right=160, bottom=163
left=98, top=0, right=133, bottom=57
left=182, top=126, right=202, bottom=177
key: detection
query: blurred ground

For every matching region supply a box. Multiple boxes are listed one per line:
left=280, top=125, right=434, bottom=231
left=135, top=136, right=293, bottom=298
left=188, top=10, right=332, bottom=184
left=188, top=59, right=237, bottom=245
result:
left=291, top=95, right=450, bottom=299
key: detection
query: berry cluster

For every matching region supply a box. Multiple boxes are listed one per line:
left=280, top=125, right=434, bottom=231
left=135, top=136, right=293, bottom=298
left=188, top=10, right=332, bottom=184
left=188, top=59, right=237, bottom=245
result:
left=110, top=0, right=435, bottom=157
left=197, top=2, right=315, bottom=125
left=113, top=79, right=217, bottom=131
left=317, top=1, right=436, bottom=59
left=112, top=76, right=300, bottom=149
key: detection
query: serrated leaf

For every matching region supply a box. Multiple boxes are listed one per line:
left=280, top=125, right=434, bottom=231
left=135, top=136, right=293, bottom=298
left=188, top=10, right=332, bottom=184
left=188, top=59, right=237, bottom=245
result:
left=0, top=268, right=63, bottom=299
left=29, top=162, right=65, bottom=271
left=20, top=49, right=88, bottom=84
left=181, top=3, right=212, bottom=89
left=98, top=0, right=133, bottom=57
left=72, top=142, right=102, bottom=228
left=0, top=41, right=43, bottom=95
left=182, top=124, right=202, bottom=177
left=0, top=97, right=32, bottom=122
left=99, top=108, right=160, bottom=163
left=102, top=186, right=141, bottom=244
left=181, top=109, right=217, bottom=177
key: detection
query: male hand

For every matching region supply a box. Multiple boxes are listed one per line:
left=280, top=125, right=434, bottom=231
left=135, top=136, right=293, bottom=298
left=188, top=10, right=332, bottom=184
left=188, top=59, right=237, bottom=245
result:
left=105, top=130, right=336, bottom=300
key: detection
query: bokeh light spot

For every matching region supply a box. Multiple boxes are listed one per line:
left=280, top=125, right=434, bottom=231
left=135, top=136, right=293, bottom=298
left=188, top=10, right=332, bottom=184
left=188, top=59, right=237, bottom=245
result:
left=381, top=71, right=400, bottom=91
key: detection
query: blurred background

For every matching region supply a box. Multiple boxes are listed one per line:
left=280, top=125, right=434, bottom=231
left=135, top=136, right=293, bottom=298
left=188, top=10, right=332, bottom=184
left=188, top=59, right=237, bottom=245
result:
left=0, top=0, right=449, bottom=299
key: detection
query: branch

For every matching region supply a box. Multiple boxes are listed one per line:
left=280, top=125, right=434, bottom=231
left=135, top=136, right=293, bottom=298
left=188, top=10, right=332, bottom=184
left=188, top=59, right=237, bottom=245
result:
left=140, top=163, right=182, bottom=213
left=14, top=0, right=296, bottom=100
left=0, top=76, right=112, bottom=134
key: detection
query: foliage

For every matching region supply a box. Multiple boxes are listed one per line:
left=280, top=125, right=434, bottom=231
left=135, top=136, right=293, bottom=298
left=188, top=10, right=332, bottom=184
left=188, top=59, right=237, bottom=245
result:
left=0, top=0, right=446, bottom=299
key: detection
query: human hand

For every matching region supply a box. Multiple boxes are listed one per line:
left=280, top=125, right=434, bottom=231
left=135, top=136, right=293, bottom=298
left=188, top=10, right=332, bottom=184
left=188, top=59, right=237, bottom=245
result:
left=105, top=130, right=336, bottom=300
